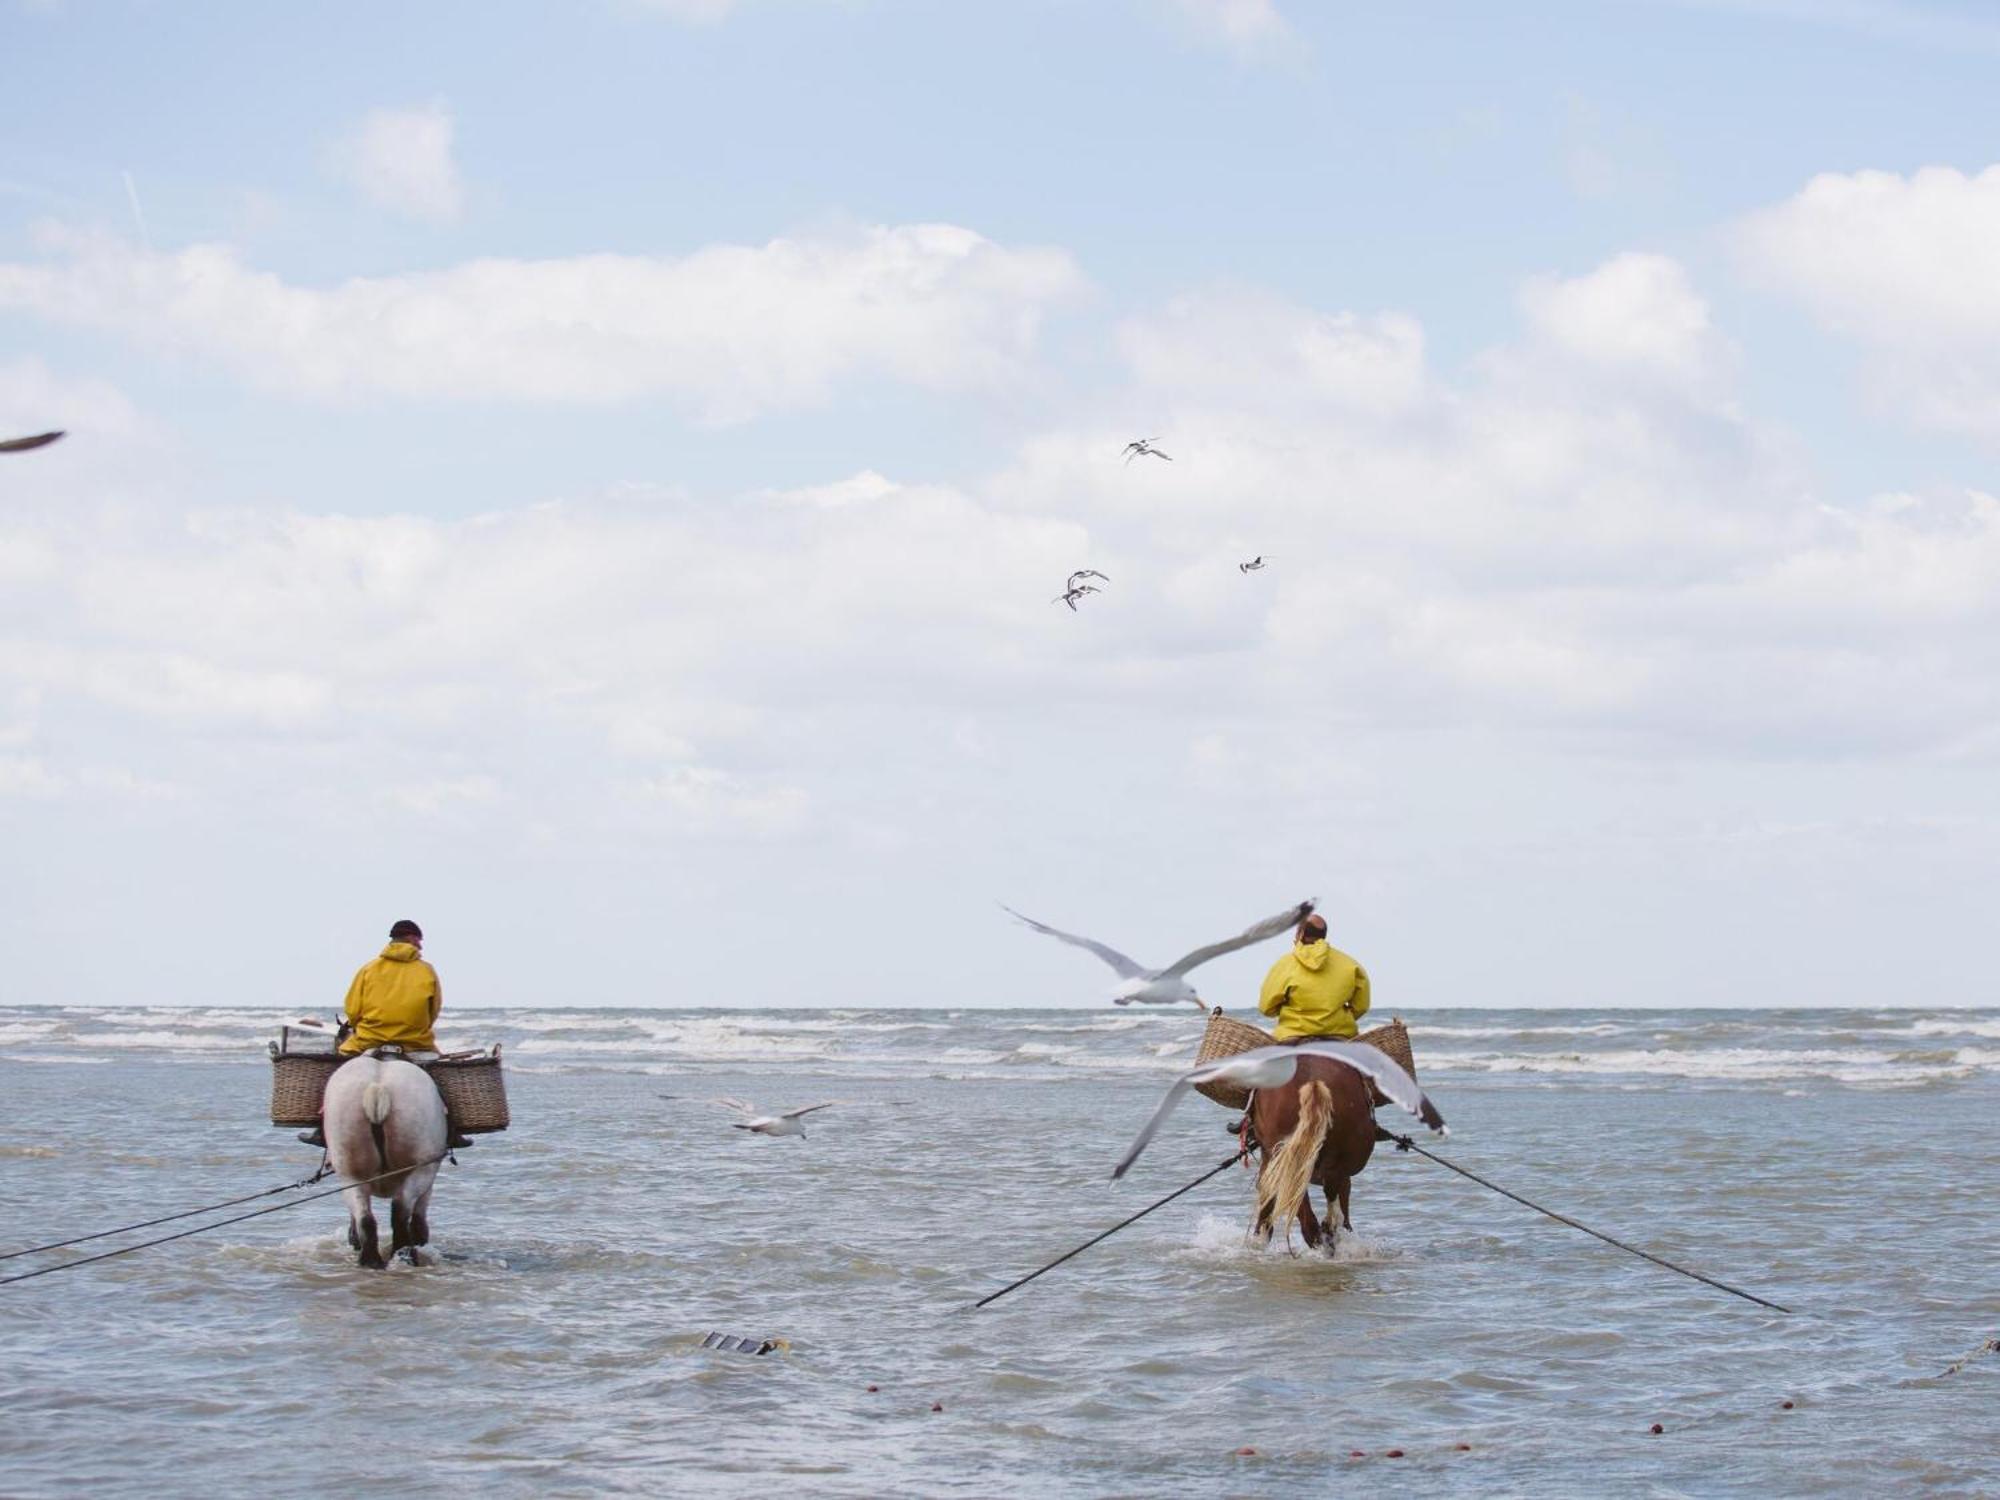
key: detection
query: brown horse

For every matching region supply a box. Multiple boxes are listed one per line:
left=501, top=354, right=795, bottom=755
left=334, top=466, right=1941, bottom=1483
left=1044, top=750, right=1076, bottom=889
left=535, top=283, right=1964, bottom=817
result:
left=1246, top=1054, right=1378, bottom=1253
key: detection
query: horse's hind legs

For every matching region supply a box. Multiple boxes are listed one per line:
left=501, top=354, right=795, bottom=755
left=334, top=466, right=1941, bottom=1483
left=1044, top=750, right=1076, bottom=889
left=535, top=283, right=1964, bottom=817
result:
left=1297, top=1195, right=1324, bottom=1252
left=344, top=1184, right=386, bottom=1269
left=390, top=1200, right=413, bottom=1260
left=354, top=1210, right=385, bottom=1270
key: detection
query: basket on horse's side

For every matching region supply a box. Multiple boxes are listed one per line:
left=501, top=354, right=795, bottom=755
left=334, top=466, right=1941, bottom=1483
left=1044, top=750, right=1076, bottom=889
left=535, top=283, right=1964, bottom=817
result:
left=269, top=1050, right=343, bottom=1126
left=428, top=1049, right=510, bottom=1132
left=1191, top=1010, right=1417, bottom=1110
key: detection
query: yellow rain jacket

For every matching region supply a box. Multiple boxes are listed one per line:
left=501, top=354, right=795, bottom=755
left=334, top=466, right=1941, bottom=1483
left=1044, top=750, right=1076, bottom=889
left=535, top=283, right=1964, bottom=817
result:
left=339, top=941, right=441, bottom=1055
left=1258, top=939, right=1370, bottom=1041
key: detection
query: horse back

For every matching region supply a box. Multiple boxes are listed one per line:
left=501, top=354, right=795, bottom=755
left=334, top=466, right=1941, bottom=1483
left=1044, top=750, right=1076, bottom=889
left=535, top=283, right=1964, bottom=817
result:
left=323, top=1056, right=449, bottom=1193
left=1251, top=1054, right=1376, bottom=1176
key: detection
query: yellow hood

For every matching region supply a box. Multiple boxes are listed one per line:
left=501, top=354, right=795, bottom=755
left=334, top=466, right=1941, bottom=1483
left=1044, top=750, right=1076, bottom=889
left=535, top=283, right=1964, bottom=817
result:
left=340, top=943, right=442, bottom=1055
left=1257, top=940, right=1369, bottom=1041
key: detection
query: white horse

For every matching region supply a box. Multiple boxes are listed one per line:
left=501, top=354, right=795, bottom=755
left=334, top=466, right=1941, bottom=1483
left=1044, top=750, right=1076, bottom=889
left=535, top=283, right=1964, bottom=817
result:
left=322, top=1053, right=448, bottom=1269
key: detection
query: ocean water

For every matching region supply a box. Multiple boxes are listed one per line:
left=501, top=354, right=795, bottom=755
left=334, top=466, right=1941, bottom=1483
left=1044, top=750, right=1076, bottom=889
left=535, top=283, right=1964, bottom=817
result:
left=1, top=1004, right=1995, bottom=1497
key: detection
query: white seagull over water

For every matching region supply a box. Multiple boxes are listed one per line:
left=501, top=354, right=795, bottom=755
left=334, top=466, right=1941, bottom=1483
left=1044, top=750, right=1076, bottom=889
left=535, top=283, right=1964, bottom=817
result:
left=708, top=1097, right=838, bottom=1138
left=1002, top=899, right=1314, bottom=1008
left=1112, top=1042, right=1448, bottom=1179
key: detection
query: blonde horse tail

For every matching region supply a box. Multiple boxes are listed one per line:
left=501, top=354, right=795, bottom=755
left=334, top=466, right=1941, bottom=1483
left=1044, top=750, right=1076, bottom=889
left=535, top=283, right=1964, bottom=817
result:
left=361, top=1077, right=392, bottom=1175
left=1256, top=1079, right=1332, bottom=1247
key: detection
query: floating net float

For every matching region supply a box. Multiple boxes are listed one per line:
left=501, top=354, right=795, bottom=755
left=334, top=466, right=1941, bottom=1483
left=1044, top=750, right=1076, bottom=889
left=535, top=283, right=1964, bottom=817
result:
left=700, top=1332, right=790, bottom=1356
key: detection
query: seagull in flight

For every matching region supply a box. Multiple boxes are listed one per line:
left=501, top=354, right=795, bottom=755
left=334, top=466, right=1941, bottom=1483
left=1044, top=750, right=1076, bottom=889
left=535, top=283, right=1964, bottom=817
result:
left=1067, top=569, right=1109, bottom=590
left=0, top=431, right=64, bottom=454
left=1238, top=556, right=1268, bottom=573
left=1002, top=899, right=1314, bottom=1008
left=1122, top=438, right=1171, bottom=463
left=1053, top=583, right=1101, bottom=611
left=707, top=1097, right=838, bottom=1138
left=1112, top=1042, right=1447, bottom=1179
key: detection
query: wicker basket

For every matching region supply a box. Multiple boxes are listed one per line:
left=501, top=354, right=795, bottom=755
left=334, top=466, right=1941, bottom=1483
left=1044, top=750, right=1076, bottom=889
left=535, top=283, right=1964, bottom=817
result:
left=267, top=1040, right=510, bottom=1133
left=1191, top=1010, right=1418, bottom=1110
left=428, top=1048, right=510, bottom=1133
left=269, top=1048, right=343, bottom=1126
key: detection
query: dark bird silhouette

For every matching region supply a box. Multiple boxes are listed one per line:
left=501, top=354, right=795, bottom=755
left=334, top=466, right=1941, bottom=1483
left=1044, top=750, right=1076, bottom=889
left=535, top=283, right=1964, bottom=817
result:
left=0, top=431, right=64, bottom=454
left=1238, top=556, right=1268, bottom=573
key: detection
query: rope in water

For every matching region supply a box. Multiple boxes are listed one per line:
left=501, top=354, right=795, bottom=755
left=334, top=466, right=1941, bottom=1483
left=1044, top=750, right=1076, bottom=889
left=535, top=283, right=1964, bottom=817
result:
left=972, top=1149, right=1247, bottom=1310
left=1390, top=1136, right=1793, bottom=1314
left=0, top=1162, right=340, bottom=1262
left=0, top=1151, right=452, bottom=1288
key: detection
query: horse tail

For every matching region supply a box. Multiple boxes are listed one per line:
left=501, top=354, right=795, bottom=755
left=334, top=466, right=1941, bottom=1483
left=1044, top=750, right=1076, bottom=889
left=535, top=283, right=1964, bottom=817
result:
left=361, top=1077, right=392, bottom=1175
left=1257, top=1079, right=1332, bottom=1247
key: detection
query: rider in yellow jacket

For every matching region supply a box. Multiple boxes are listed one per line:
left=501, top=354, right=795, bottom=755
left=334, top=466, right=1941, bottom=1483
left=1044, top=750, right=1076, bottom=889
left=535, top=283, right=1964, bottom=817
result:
left=300, top=919, right=469, bottom=1148
left=339, top=924, right=442, bottom=1056
left=1257, top=912, right=1371, bottom=1041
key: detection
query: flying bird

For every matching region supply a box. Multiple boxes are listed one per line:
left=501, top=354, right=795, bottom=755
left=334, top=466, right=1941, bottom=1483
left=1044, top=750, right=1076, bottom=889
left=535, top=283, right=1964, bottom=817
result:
left=708, top=1097, right=838, bottom=1138
left=1053, top=583, right=1102, bottom=611
left=0, top=431, right=64, bottom=454
left=1112, top=1041, right=1447, bottom=1180
left=1067, top=569, right=1109, bottom=590
left=1238, top=556, right=1268, bottom=573
left=1001, top=899, right=1313, bottom=1008
left=1122, top=439, right=1171, bottom=463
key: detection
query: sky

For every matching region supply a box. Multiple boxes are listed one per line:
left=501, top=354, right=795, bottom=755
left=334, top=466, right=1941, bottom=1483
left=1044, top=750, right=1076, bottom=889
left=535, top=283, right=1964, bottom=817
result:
left=4, top=0, right=2000, bottom=1011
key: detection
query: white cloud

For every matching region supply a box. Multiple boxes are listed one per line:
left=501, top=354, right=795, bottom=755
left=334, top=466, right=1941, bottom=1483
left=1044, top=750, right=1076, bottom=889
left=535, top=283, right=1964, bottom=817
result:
left=1117, top=291, right=1427, bottom=417
left=1519, top=252, right=1732, bottom=393
left=627, top=0, right=743, bottom=18
left=1162, top=0, right=1293, bottom=57
left=1655, top=0, right=2000, bottom=56
left=0, top=753, right=184, bottom=802
left=324, top=102, right=466, bottom=224
left=627, top=765, right=808, bottom=837
left=0, top=223, right=1082, bottom=421
left=14, top=254, right=2000, bottom=867
left=1736, top=164, right=2000, bottom=439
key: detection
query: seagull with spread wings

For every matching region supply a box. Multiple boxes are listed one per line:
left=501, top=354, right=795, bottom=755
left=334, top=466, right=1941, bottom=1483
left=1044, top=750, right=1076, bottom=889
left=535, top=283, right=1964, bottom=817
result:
left=1122, top=438, right=1170, bottom=463
left=708, top=1097, right=838, bottom=1138
left=1001, top=899, right=1313, bottom=1007
left=1111, top=1041, right=1447, bottom=1179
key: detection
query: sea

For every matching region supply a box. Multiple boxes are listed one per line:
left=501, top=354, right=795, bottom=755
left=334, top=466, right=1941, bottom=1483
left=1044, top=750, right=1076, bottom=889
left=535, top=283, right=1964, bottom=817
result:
left=1, top=1004, right=1996, bottom=1497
